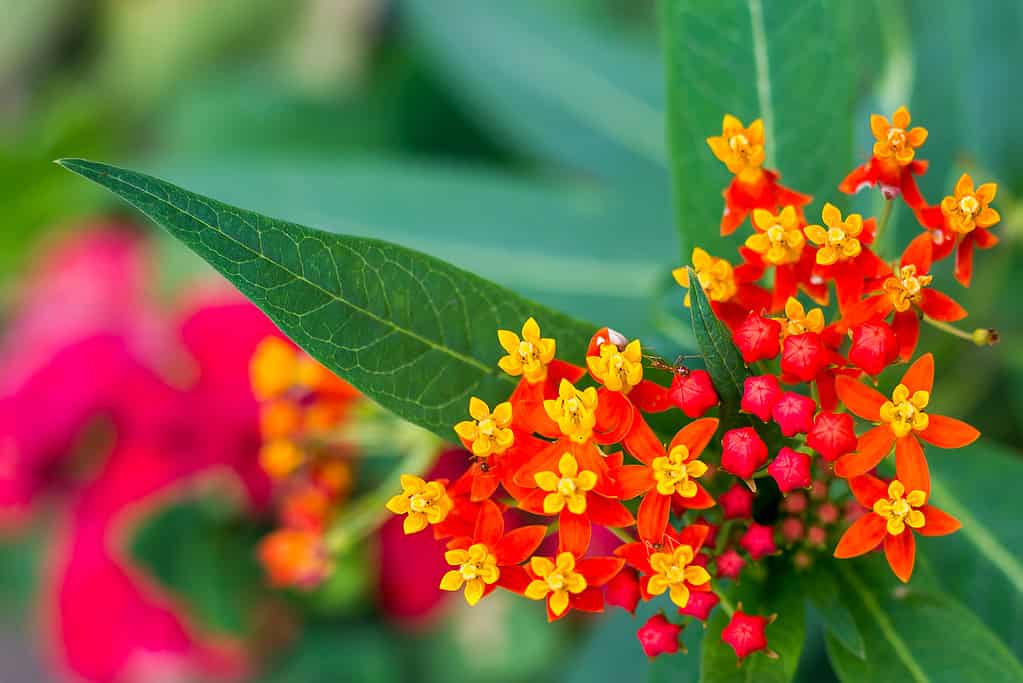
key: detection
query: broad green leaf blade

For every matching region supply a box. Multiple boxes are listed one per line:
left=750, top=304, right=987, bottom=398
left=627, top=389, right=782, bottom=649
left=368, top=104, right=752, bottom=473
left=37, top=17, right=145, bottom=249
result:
left=687, top=268, right=746, bottom=408
left=658, top=0, right=860, bottom=257
left=826, top=556, right=1023, bottom=682
left=151, top=158, right=671, bottom=343
left=58, top=158, right=595, bottom=441
left=702, top=563, right=806, bottom=682
left=405, top=0, right=669, bottom=186
left=801, top=560, right=864, bottom=659
left=926, top=442, right=1023, bottom=657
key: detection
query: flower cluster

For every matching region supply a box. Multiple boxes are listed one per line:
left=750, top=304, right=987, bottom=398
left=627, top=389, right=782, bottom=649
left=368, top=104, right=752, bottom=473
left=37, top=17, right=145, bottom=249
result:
left=385, top=107, right=995, bottom=662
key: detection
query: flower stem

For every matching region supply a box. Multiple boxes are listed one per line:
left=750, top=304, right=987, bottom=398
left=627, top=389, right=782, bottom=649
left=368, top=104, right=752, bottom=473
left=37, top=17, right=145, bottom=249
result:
left=875, top=199, right=895, bottom=242
left=718, top=592, right=737, bottom=617
left=922, top=316, right=999, bottom=346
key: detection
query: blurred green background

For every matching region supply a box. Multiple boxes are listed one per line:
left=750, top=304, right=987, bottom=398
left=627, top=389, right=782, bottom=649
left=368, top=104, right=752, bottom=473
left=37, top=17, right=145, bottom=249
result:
left=1, top=1, right=1021, bottom=682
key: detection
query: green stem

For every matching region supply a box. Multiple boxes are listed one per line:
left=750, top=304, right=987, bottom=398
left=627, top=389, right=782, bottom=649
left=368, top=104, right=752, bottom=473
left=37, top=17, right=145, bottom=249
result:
left=324, top=445, right=437, bottom=554
left=875, top=199, right=895, bottom=243
left=717, top=592, right=737, bottom=617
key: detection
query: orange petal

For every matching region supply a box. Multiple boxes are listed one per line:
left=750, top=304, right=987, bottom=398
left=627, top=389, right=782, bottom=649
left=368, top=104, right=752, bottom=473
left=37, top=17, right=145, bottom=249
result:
left=637, top=492, right=671, bottom=543
left=677, top=483, right=716, bottom=510
left=900, top=353, right=934, bottom=394
left=895, top=436, right=930, bottom=494
left=576, top=557, right=626, bottom=587
left=835, top=425, right=896, bottom=478
left=622, top=413, right=665, bottom=465
left=901, top=232, right=933, bottom=272
left=558, top=510, right=591, bottom=557
left=587, top=495, right=635, bottom=527
left=615, top=464, right=654, bottom=500
left=848, top=474, right=889, bottom=507
left=834, top=514, right=887, bottom=558
left=835, top=376, right=886, bottom=421
left=474, top=499, right=505, bottom=547
left=494, top=525, right=547, bottom=565
left=675, top=523, right=711, bottom=553
left=920, top=289, right=966, bottom=322
left=668, top=417, right=719, bottom=459
left=955, top=236, right=975, bottom=287
left=884, top=531, right=916, bottom=582
left=919, top=414, right=980, bottom=449
left=918, top=505, right=961, bottom=537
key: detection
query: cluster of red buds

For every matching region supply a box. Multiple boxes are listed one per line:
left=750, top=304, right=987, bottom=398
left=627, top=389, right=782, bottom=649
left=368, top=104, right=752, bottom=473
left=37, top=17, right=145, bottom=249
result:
left=383, top=106, right=994, bottom=662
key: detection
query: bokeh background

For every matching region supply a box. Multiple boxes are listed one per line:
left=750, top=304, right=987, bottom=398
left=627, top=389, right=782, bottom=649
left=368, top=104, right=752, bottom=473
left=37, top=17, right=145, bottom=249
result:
left=1, top=1, right=1021, bottom=682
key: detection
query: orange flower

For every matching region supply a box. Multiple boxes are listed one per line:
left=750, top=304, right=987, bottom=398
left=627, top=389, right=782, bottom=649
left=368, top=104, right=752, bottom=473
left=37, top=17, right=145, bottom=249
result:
left=707, top=114, right=765, bottom=179
left=870, top=106, right=928, bottom=167
left=737, top=208, right=825, bottom=311
left=616, top=523, right=714, bottom=605
left=840, top=106, right=929, bottom=208
left=834, top=473, right=960, bottom=582
left=674, top=248, right=771, bottom=329
left=918, top=173, right=1001, bottom=286
left=615, top=419, right=718, bottom=542
left=834, top=353, right=980, bottom=489
left=803, top=203, right=888, bottom=311
left=522, top=550, right=625, bottom=621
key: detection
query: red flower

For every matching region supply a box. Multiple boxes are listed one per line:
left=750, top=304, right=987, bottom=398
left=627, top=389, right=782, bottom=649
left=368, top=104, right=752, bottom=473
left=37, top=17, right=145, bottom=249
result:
left=616, top=524, right=713, bottom=607
left=668, top=369, right=720, bottom=418
left=780, top=332, right=829, bottom=383
left=715, top=549, right=746, bottom=580
left=739, top=523, right=778, bottom=560
left=835, top=473, right=960, bottom=582
left=834, top=354, right=979, bottom=489
left=605, top=567, right=642, bottom=613
left=771, top=392, right=816, bottom=436
left=767, top=448, right=812, bottom=493
left=848, top=320, right=898, bottom=376
left=733, top=313, right=782, bottom=364
left=720, top=427, right=768, bottom=480
left=722, top=610, right=776, bottom=661
left=719, top=483, right=755, bottom=520
left=806, top=411, right=857, bottom=462
left=637, top=613, right=684, bottom=658
left=741, top=374, right=783, bottom=421
left=678, top=589, right=720, bottom=621
left=616, top=419, right=718, bottom=542
left=916, top=173, right=1000, bottom=286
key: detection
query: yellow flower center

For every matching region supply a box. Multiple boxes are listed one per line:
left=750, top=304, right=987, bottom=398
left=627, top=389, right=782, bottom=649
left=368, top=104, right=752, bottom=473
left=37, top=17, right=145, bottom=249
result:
left=454, top=397, right=514, bottom=457
left=524, top=553, right=588, bottom=616
left=959, top=195, right=980, bottom=216
left=879, top=384, right=930, bottom=438
left=544, top=380, right=598, bottom=443
left=440, top=543, right=500, bottom=606
left=886, top=127, right=907, bottom=152
left=497, top=317, right=556, bottom=383
left=674, top=248, right=738, bottom=307
left=652, top=445, right=708, bottom=497
left=748, top=207, right=805, bottom=266
left=587, top=340, right=644, bottom=393
left=535, top=453, right=597, bottom=514
left=386, top=474, right=454, bottom=534
left=872, top=480, right=927, bottom=535
left=646, top=544, right=712, bottom=608
left=804, top=204, right=865, bottom=266
left=772, top=296, right=825, bottom=338
left=882, top=265, right=932, bottom=313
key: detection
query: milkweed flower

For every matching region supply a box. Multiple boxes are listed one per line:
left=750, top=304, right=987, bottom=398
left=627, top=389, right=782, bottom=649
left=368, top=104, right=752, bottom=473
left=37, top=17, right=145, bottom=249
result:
left=617, top=523, right=713, bottom=608
left=522, top=549, right=625, bottom=620
left=834, top=353, right=980, bottom=487
left=835, top=474, right=960, bottom=581
left=674, top=249, right=770, bottom=330
left=840, top=106, right=929, bottom=207
left=385, top=475, right=454, bottom=534
left=917, top=173, right=1001, bottom=286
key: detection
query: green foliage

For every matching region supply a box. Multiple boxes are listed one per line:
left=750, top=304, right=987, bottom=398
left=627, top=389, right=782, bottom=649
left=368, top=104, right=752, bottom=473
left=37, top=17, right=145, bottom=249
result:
left=800, top=561, right=864, bottom=659
left=658, top=0, right=864, bottom=257
left=130, top=496, right=267, bottom=636
left=826, top=555, right=1023, bottom=682
left=57, top=159, right=595, bottom=441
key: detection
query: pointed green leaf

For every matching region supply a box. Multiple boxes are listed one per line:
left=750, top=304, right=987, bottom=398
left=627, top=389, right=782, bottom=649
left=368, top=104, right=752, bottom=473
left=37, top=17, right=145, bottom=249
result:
left=686, top=266, right=746, bottom=408
left=826, top=556, right=1023, bottom=682
left=801, top=561, right=865, bottom=659
left=658, top=0, right=860, bottom=257
left=702, top=563, right=806, bottom=682
left=58, top=158, right=595, bottom=440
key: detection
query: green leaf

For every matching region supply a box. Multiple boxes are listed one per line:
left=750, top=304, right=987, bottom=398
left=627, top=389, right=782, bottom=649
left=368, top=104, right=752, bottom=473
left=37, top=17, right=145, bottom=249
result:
left=826, top=555, right=1023, bottom=682
left=405, top=0, right=669, bottom=186
left=658, top=0, right=860, bottom=257
left=926, top=442, right=1023, bottom=657
left=130, top=496, right=266, bottom=636
left=702, top=563, right=806, bottom=682
left=256, top=623, right=401, bottom=683
left=150, top=158, right=671, bottom=342
left=686, top=267, right=746, bottom=408
left=58, top=158, right=595, bottom=441
left=800, top=561, right=864, bottom=659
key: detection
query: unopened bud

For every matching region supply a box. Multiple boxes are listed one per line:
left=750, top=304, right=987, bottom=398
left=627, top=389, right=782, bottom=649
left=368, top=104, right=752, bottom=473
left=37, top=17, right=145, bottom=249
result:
left=972, top=328, right=999, bottom=347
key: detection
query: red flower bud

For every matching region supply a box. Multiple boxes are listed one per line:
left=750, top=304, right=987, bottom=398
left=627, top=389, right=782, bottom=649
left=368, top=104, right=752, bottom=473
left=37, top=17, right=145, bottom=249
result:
left=817, top=502, right=839, bottom=524
left=720, top=427, right=768, bottom=480
left=733, top=313, right=781, bottom=363
left=739, top=523, right=777, bottom=560
left=715, top=549, right=746, bottom=580
left=793, top=550, right=813, bottom=570
left=770, top=392, right=816, bottom=436
left=669, top=369, right=720, bottom=418
left=637, top=613, right=683, bottom=658
left=694, top=517, right=719, bottom=546
left=780, top=517, right=805, bottom=544
left=741, top=375, right=782, bottom=421
left=719, top=482, right=755, bottom=519
left=605, top=567, right=641, bottom=614
left=848, top=320, right=898, bottom=376
left=678, top=590, right=720, bottom=621
left=810, top=480, right=829, bottom=501
left=780, top=332, right=829, bottom=382
left=806, top=525, right=827, bottom=546
left=806, top=411, right=857, bottom=462
left=721, top=610, right=773, bottom=661
left=767, top=447, right=812, bottom=493
left=782, top=491, right=808, bottom=513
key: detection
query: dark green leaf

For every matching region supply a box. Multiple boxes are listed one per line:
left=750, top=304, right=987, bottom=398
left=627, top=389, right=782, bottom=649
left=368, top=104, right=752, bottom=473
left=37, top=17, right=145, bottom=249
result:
left=150, top=158, right=671, bottom=343
left=827, top=555, right=1023, bottom=682
left=256, top=622, right=401, bottom=683
left=58, top=158, right=595, bottom=441
left=702, top=564, right=806, bottom=683
left=686, top=267, right=746, bottom=408
left=658, top=0, right=861, bottom=258
left=130, top=497, right=266, bottom=636
left=405, top=0, right=669, bottom=187
left=926, top=442, right=1023, bottom=657
left=800, top=561, right=864, bottom=659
